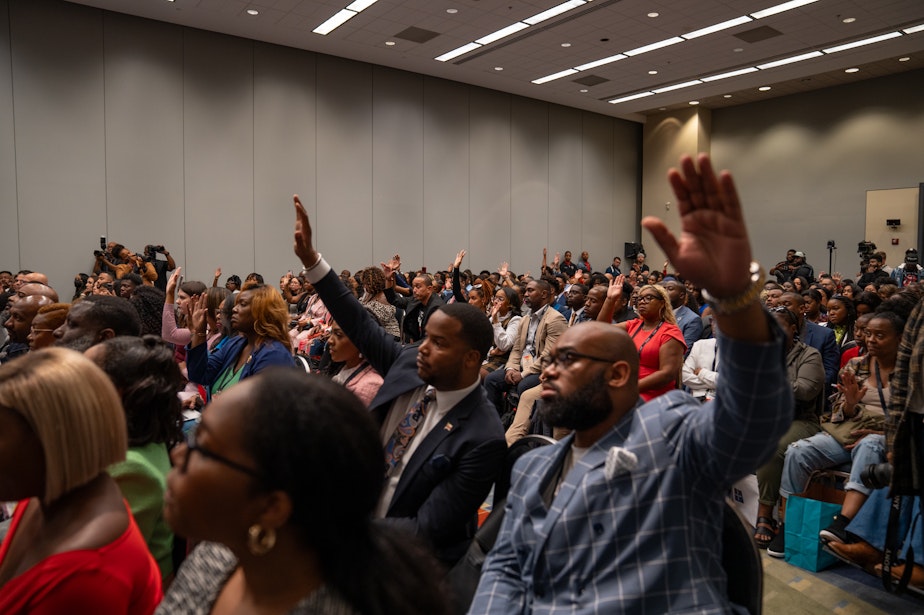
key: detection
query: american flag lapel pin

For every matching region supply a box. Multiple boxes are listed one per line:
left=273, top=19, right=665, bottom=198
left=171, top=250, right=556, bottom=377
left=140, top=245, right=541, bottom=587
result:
left=444, top=422, right=454, bottom=432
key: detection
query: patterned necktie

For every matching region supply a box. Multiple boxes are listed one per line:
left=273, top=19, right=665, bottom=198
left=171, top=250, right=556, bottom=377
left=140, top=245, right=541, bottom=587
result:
left=384, top=388, right=435, bottom=475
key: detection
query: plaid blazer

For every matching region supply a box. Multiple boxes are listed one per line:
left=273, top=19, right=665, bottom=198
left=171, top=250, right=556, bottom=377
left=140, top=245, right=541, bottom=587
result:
left=887, top=297, right=924, bottom=494
left=469, top=319, right=792, bottom=614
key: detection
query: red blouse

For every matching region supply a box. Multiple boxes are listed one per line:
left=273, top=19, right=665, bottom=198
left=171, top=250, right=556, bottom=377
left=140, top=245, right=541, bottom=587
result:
left=625, top=319, right=687, bottom=401
left=0, top=499, right=162, bottom=614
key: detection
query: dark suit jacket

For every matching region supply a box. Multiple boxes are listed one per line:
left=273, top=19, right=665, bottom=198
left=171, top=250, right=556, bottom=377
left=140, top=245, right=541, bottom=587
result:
left=315, top=268, right=506, bottom=564
left=385, top=288, right=445, bottom=343
left=801, top=321, right=839, bottom=388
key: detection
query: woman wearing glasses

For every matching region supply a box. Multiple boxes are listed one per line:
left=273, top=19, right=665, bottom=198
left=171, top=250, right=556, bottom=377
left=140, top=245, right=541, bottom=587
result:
left=0, top=349, right=161, bottom=613
left=158, top=368, right=449, bottom=615
left=599, top=276, right=685, bottom=401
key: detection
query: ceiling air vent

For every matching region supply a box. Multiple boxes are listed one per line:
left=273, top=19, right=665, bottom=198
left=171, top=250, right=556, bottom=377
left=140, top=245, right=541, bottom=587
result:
left=573, top=74, right=609, bottom=87
left=394, top=27, right=441, bottom=44
left=734, top=26, right=783, bottom=44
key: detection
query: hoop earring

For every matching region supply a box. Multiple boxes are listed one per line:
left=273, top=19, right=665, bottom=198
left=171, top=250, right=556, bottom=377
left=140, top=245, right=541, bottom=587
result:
left=247, top=524, right=276, bottom=556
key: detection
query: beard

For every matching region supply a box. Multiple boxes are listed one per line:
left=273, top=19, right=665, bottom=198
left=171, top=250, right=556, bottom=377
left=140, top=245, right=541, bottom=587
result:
left=538, top=371, right=612, bottom=431
left=56, top=332, right=97, bottom=353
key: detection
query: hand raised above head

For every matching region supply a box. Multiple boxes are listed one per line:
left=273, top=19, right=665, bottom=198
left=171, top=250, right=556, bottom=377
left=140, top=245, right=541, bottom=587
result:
left=293, top=195, right=319, bottom=269
left=642, top=154, right=751, bottom=298
left=606, top=274, right=625, bottom=301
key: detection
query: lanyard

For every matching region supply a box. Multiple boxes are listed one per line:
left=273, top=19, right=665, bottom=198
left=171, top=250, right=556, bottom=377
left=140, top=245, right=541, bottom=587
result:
left=631, top=321, right=664, bottom=356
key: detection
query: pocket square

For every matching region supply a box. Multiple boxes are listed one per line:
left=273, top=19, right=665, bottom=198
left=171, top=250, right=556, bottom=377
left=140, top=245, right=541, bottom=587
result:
left=605, top=446, right=638, bottom=479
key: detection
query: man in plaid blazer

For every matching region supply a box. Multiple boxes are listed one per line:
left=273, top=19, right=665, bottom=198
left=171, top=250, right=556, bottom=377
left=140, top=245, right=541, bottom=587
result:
left=469, top=154, right=793, bottom=614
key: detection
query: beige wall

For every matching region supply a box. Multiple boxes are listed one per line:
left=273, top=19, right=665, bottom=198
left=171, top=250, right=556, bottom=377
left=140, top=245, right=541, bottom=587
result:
left=0, top=0, right=641, bottom=294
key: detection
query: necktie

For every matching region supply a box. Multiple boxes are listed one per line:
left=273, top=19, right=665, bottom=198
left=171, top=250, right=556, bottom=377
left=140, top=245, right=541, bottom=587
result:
left=384, top=389, right=435, bottom=475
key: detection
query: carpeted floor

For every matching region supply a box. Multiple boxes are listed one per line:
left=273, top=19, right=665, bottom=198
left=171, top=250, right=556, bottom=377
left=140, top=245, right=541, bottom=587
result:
left=762, top=552, right=924, bottom=614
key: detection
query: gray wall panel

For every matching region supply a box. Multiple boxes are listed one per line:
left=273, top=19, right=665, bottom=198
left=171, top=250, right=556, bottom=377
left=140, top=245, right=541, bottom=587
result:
left=712, top=69, right=924, bottom=273
left=423, top=78, right=469, bottom=274
left=469, top=88, right=511, bottom=274
left=0, top=4, right=18, bottom=270
left=582, top=112, right=615, bottom=274
left=612, top=121, right=641, bottom=258
left=253, top=42, right=317, bottom=276
left=183, top=29, right=254, bottom=283
left=11, top=0, right=106, bottom=292
left=548, top=106, right=583, bottom=264
left=372, top=66, right=423, bottom=269
left=104, top=13, right=184, bottom=270
left=316, top=55, right=373, bottom=274
left=510, top=98, right=549, bottom=276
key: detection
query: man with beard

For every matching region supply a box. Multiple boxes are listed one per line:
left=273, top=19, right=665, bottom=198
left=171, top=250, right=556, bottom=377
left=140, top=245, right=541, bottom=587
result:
left=469, top=154, right=792, bottom=614
left=53, top=295, right=141, bottom=352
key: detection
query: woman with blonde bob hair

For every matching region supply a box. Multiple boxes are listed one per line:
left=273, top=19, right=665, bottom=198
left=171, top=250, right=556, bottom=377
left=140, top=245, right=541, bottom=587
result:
left=0, top=349, right=162, bottom=613
left=187, top=284, right=295, bottom=399
left=598, top=277, right=685, bottom=401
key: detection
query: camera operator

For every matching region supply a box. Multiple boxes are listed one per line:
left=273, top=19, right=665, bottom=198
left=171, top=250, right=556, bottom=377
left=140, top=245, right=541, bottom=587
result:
left=143, top=244, right=176, bottom=293
left=95, top=244, right=158, bottom=285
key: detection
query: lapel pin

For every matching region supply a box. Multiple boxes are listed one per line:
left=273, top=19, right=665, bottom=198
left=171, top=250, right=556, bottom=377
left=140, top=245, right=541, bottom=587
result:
left=444, top=422, right=454, bottom=432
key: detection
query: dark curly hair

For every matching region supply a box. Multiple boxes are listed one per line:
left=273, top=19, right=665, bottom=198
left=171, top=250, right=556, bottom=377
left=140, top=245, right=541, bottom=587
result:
left=93, top=335, right=184, bottom=448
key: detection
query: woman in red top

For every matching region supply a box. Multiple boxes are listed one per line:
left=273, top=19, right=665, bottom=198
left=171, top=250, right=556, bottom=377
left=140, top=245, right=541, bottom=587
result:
left=0, top=349, right=161, bottom=614
left=599, top=277, right=685, bottom=401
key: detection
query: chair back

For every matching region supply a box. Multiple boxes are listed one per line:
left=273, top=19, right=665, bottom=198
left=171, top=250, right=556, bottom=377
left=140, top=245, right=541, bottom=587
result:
left=722, top=496, right=763, bottom=615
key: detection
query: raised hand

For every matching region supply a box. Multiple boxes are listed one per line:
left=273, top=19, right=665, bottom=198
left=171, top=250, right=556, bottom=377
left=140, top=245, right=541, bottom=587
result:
left=293, top=195, right=319, bottom=268
left=454, top=249, right=466, bottom=269
left=167, top=267, right=182, bottom=295
left=606, top=274, right=625, bottom=301
left=498, top=262, right=509, bottom=277
left=838, top=370, right=868, bottom=412
left=642, top=154, right=751, bottom=298
left=189, top=293, right=209, bottom=336
left=214, top=267, right=222, bottom=280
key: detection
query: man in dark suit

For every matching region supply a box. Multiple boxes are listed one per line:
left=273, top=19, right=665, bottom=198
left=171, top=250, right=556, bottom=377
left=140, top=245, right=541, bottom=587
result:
left=385, top=270, right=445, bottom=343
left=293, top=197, right=506, bottom=566
left=779, top=292, right=839, bottom=390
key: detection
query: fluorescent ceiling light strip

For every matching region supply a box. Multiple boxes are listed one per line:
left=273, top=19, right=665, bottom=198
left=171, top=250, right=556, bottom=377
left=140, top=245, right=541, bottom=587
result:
left=345, top=0, right=377, bottom=11
left=757, top=50, right=822, bottom=69
left=575, top=54, right=627, bottom=71
left=532, top=68, right=579, bottom=84
left=435, top=42, right=482, bottom=62
left=476, top=22, right=529, bottom=45
left=624, top=37, right=684, bottom=57
left=609, top=91, right=654, bottom=104
left=682, top=15, right=752, bottom=40
left=313, top=9, right=356, bottom=35
left=652, top=80, right=703, bottom=94
left=524, top=0, right=586, bottom=26
left=751, top=0, right=819, bottom=20
left=903, top=23, right=924, bottom=34
left=823, top=32, right=901, bottom=53
left=701, top=67, right=759, bottom=81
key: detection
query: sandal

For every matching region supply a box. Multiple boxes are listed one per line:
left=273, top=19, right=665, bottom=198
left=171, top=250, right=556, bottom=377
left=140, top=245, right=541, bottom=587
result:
left=754, top=516, right=778, bottom=549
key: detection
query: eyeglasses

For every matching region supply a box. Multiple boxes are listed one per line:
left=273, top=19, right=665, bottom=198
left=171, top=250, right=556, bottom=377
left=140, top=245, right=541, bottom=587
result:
left=470, top=283, right=483, bottom=290
left=636, top=294, right=661, bottom=303
left=180, top=423, right=261, bottom=479
left=540, top=349, right=616, bottom=371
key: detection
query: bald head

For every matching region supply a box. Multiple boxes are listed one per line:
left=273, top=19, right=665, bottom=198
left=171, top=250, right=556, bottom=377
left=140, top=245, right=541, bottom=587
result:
left=538, top=321, right=640, bottom=445
left=4, top=295, right=53, bottom=343
left=13, top=282, right=59, bottom=304
left=22, top=272, right=48, bottom=285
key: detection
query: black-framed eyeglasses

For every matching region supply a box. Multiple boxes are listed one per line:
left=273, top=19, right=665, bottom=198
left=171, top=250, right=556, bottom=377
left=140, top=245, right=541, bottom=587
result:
left=636, top=294, right=661, bottom=303
left=540, top=349, right=616, bottom=371
left=180, top=423, right=261, bottom=479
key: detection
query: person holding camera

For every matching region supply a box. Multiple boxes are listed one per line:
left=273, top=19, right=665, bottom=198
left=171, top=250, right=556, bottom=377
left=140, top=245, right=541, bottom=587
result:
left=144, top=245, right=176, bottom=293
left=96, top=244, right=158, bottom=286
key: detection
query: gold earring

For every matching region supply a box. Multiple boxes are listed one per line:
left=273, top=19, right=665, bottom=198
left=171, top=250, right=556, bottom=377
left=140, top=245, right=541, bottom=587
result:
left=247, top=524, right=276, bottom=556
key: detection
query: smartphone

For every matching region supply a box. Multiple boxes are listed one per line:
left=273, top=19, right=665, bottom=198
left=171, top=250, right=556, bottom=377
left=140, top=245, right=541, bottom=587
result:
left=100, top=236, right=107, bottom=250
left=177, top=274, right=184, bottom=288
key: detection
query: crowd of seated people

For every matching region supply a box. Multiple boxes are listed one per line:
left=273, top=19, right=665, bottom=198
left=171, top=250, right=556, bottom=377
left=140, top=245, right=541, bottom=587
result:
left=5, top=164, right=924, bottom=612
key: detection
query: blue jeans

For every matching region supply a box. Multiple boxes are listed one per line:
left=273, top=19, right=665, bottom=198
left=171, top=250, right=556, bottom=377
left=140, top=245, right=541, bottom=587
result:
left=780, top=432, right=886, bottom=498
left=848, top=489, right=923, bottom=557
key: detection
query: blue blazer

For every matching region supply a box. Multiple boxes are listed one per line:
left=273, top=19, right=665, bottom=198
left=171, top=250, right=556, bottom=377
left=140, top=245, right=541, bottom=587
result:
left=186, top=335, right=294, bottom=396
left=313, top=268, right=506, bottom=564
left=801, top=321, right=839, bottom=387
left=471, top=323, right=792, bottom=614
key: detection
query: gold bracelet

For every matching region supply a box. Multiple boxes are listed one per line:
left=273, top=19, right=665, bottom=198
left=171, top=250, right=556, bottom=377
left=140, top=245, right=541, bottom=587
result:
left=700, top=261, right=765, bottom=315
